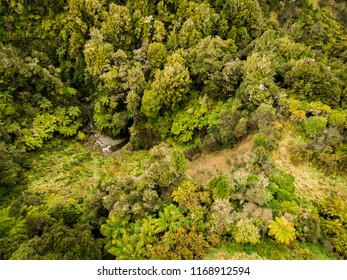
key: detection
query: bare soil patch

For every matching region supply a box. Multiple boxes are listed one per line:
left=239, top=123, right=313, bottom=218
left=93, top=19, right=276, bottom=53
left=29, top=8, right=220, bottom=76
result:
left=187, top=135, right=255, bottom=184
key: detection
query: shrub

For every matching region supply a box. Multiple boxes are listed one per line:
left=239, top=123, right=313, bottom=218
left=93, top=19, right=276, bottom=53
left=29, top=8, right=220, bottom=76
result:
left=320, top=199, right=347, bottom=257
left=276, top=189, right=295, bottom=202
left=303, top=116, right=328, bottom=138
left=146, top=144, right=189, bottom=189
left=209, top=175, right=231, bottom=200
left=232, top=218, right=261, bottom=245
left=249, top=103, right=277, bottom=130
left=269, top=169, right=295, bottom=194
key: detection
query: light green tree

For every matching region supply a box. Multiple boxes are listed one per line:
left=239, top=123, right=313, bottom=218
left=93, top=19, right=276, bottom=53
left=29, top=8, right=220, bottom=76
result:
left=142, top=53, right=191, bottom=117
left=100, top=3, right=132, bottom=49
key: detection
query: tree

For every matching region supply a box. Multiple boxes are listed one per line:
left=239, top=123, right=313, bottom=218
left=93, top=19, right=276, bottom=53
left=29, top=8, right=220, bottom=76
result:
left=101, top=177, right=161, bottom=220
left=177, top=19, right=202, bottom=49
left=142, top=53, right=191, bottom=117
left=153, top=20, right=167, bottom=42
left=172, top=180, right=210, bottom=213
left=249, top=103, right=277, bottom=130
left=154, top=204, right=183, bottom=234
left=209, top=175, right=232, bottom=200
left=106, top=217, right=156, bottom=260
left=177, top=1, right=219, bottom=37
left=125, top=62, right=146, bottom=117
left=0, top=143, right=26, bottom=192
left=294, top=8, right=347, bottom=58
left=83, top=28, right=114, bottom=78
left=221, top=0, right=264, bottom=47
left=285, top=58, right=342, bottom=107
left=100, top=3, right=133, bottom=49
left=268, top=216, right=296, bottom=245
left=210, top=198, right=233, bottom=235
left=148, top=228, right=209, bottom=260
left=189, top=36, right=237, bottom=98
left=147, top=42, right=167, bottom=69
left=145, top=144, right=189, bottom=190
left=11, top=223, right=102, bottom=260
left=237, top=52, right=282, bottom=111
left=320, top=199, right=347, bottom=257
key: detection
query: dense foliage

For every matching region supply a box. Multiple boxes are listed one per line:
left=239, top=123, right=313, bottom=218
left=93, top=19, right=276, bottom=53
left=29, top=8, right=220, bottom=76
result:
left=0, top=0, right=346, bottom=260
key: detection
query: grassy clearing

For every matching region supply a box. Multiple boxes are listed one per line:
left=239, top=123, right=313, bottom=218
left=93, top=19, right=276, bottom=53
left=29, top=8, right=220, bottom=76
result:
left=25, top=139, right=149, bottom=201
left=271, top=131, right=347, bottom=203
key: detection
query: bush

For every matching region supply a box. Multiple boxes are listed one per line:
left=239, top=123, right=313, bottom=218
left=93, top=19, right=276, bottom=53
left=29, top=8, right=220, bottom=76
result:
left=320, top=199, right=347, bottom=257
left=249, top=103, right=276, bottom=130
left=303, top=116, right=328, bottom=138
left=269, top=169, right=295, bottom=194
left=209, top=175, right=231, bottom=200
left=146, top=144, right=189, bottom=189
left=276, top=189, right=295, bottom=202
left=232, top=218, right=261, bottom=245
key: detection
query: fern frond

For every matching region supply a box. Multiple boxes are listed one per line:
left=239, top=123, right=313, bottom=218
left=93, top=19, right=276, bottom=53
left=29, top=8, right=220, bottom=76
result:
left=268, top=216, right=296, bottom=245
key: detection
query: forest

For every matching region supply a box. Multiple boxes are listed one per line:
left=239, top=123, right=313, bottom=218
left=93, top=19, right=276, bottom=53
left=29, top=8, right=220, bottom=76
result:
left=0, top=0, right=346, bottom=260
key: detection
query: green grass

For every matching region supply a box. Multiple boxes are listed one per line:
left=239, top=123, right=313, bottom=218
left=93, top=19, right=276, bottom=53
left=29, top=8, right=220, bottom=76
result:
left=304, top=242, right=337, bottom=260
left=25, top=139, right=149, bottom=201
left=206, top=238, right=338, bottom=260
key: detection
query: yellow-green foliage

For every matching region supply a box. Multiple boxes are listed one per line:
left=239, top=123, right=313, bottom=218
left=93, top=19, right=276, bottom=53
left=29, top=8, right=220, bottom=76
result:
left=209, top=175, right=231, bottom=200
left=268, top=216, right=296, bottom=245
left=232, top=219, right=261, bottom=245
left=320, top=200, right=347, bottom=257
left=1, top=0, right=347, bottom=261
left=147, top=42, right=167, bottom=68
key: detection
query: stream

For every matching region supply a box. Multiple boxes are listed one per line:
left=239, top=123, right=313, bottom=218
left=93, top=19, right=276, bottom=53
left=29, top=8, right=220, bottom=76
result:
left=82, top=101, right=128, bottom=156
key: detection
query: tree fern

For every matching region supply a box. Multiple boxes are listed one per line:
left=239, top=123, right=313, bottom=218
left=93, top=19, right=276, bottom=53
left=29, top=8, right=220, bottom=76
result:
left=154, top=204, right=182, bottom=233
left=38, top=97, right=52, bottom=111
left=268, top=216, right=296, bottom=245
left=67, top=106, right=81, bottom=117
left=0, top=210, right=14, bottom=238
left=9, top=216, right=27, bottom=236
